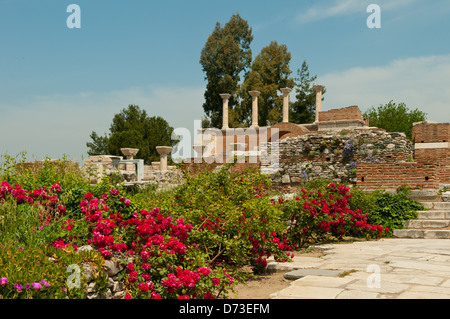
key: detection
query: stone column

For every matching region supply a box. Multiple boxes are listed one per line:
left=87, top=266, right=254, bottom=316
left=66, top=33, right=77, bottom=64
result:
left=280, top=88, right=292, bottom=123
left=313, top=85, right=325, bottom=123
left=249, top=91, right=261, bottom=128
left=220, top=93, right=231, bottom=130
left=156, top=146, right=172, bottom=171
left=121, top=148, right=139, bottom=171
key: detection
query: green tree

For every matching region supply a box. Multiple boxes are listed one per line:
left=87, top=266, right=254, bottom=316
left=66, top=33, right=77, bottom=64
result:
left=86, top=105, right=174, bottom=164
left=363, top=101, right=427, bottom=140
left=238, top=41, right=295, bottom=126
left=290, top=61, right=324, bottom=124
left=199, top=13, right=253, bottom=128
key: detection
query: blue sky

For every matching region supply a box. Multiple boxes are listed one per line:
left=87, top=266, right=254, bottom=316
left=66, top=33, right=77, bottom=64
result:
left=1, top=0, right=449, bottom=164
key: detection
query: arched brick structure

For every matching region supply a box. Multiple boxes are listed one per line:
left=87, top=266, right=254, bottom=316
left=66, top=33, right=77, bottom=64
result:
left=269, top=122, right=310, bottom=142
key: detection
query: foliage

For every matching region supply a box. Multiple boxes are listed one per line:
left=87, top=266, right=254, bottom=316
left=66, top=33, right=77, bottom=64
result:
left=290, top=61, right=324, bottom=124
left=200, top=15, right=321, bottom=129
left=0, top=153, right=126, bottom=220
left=351, top=189, right=423, bottom=237
left=238, top=41, right=295, bottom=126
left=0, top=245, right=106, bottom=299
left=164, top=166, right=293, bottom=275
left=363, top=101, right=427, bottom=140
left=87, top=104, right=175, bottom=164
left=199, top=13, right=253, bottom=128
left=0, top=150, right=425, bottom=299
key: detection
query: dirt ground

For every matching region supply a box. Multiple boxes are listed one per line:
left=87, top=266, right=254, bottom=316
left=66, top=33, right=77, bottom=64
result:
left=227, top=248, right=326, bottom=299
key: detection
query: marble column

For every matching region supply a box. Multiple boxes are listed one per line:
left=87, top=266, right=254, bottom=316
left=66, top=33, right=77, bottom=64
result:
left=249, top=91, right=261, bottom=128
left=120, top=148, right=139, bottom=171
left=280, top=88, right=292, bottom=123
left=220, top=93, right=231, bottom=130
left=155, top=146, right=172, bottom=171
left=313, top=85, right=325, bottom=123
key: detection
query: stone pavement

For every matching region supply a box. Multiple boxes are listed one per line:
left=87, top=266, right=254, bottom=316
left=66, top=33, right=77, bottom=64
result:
left=268, top=238, right=450, bottom=299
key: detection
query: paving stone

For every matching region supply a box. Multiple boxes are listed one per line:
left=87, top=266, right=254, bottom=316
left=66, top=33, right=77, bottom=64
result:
left=440, top=279, right=450, bottom=287
left=397, top=291, right=450, bottom=299
left=290, top=275, right=355, bottom=288
left=269, top=239, right=450, bottom=299
left=336, top=290, right=380, bottom=299
left=270, top=285, right=344, bottom=299
left=343, top=279, right=410, bottom=294
left=284, top=269, right=345, bottom=280
left=408, top=285, right=450, bottom=296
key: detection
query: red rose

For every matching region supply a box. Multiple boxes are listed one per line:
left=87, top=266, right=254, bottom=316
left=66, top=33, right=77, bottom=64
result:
left=211, top=277, right=220, bottom=286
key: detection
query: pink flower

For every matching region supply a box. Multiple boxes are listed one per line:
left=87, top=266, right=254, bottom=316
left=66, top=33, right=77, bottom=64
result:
left=124, top=199, right=131, bottom=206
left=110, top=189, right=119, bottom=196
left=84, top=192, right=93, bottom=200
left=124, top=293, right=132, bottom=299
left=31, top=282, right=42, bottom=290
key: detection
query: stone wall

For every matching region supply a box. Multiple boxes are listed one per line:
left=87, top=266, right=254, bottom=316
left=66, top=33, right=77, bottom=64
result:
left=84, top=155, right=184, bottom=191
left=267, top=129, right=413, bottom=192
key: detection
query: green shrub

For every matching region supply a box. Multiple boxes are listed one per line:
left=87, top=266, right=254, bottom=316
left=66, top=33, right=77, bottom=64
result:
left=348, top=188, right=423, bottom=237
left=365, top=190, right=423, bottom=236
left=153, top=166, right=293, bottom=275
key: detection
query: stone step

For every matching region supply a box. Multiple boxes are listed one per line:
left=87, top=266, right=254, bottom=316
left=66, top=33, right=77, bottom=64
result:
left=393, top=229, right=450, bottom=239
left=417, top=210, right=450, bottom=220
left=421, top=202, right=450, bottom=210
left=409, top=195, right=442, bottom=202
left=403, top=219, right=450, bottom=229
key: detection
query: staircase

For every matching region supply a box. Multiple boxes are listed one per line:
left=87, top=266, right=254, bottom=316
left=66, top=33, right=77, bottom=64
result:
left=394, top=198, right=450, bottom=239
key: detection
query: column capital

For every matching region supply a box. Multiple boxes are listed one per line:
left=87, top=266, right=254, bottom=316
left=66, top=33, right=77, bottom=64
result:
left=280, top=87, right=292, bottom=95
left=156, top=146, right=172, bottom=156
left=313, top=85, right=325, bottom=93
left=249, top=90, right=261, bottom=97
left=220, top=93, right=231, bottom=100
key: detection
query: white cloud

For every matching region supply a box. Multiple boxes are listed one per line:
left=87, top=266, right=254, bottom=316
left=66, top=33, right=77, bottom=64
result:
left=0, top=85, right=205, bottom=164
left=316, top=54, right=450, bottom=123
left=296, top=0, right=416, bottom=24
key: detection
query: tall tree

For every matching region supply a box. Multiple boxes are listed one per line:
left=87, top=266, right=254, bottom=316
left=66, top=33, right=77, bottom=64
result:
left=290, top=60, right=324, bottom=124
left=86, top=105, right=174, bottom=164
left=363, top=101, right=427, bottom=139
left=199, top=13, right=253, bottom=128
left=238, top=41, right=295, bottom=126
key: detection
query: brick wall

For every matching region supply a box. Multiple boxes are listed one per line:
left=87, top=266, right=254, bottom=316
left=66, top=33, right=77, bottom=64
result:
left=356, top=162, right=440, bottom=190
left=412, top=122, right=450, bottom=143
left=438, top=159, right=450, bottom=184
left=414, top=148, right=448, bottom=163
left=318, top=106, right=362, bottom=122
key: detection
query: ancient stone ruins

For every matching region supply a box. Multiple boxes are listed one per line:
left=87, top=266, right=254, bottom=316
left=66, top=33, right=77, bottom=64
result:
left=83, top=85, right=450, bottom=196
